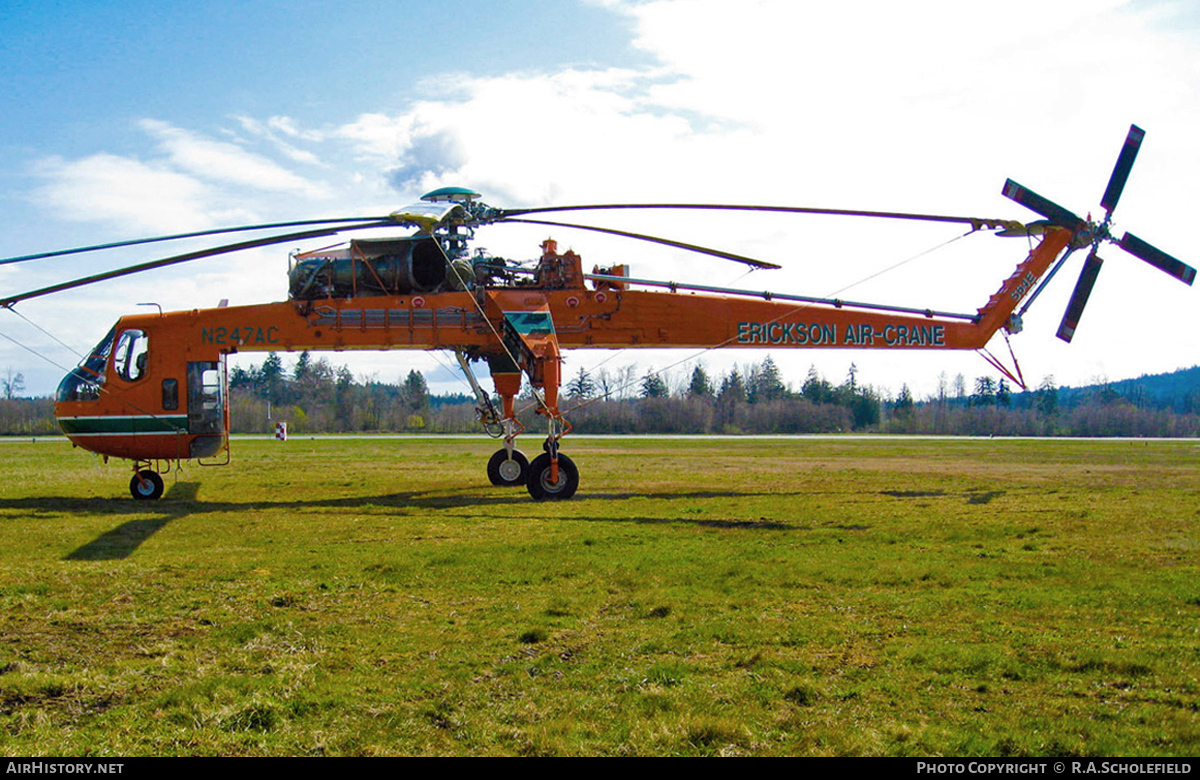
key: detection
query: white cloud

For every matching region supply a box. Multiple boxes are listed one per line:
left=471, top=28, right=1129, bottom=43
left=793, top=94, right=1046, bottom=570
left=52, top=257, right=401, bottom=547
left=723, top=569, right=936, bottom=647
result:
left=139, top=119, right=328, bottom=196
left=232, top=115, right=327, bottom=167
left=266, top=116, right=325, bottom=142
left=31, top=153, right=212, bottom=233
left=333, top=112, right=416, bottom=160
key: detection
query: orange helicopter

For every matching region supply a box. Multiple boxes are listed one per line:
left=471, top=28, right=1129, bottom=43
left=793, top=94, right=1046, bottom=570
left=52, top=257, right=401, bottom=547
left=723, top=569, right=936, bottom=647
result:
left=1, top=125, right=1193, bottom=500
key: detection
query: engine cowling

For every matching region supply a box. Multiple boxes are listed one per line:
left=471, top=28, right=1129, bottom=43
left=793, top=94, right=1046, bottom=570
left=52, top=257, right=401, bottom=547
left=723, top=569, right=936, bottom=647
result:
left=289, top=237, right=450, bottom=300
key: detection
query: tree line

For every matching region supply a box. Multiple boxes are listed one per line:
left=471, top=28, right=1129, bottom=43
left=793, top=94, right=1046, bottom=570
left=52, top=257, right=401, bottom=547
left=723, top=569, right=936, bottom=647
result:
left=227, top=352, right=462, bottom=434
left=223, top=354, right=1200, bottom=437
left=884, top=373, right=1200, bottom=437
left=558, top=357, right=879, bottom=434
left=225, top=353, right=885, bottom=435
left=2, top=354, right=1198, bottom=437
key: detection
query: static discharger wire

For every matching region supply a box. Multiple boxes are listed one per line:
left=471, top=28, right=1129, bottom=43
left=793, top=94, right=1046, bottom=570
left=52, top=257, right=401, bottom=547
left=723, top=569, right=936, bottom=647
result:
left=562, top=264, right=766, bottom=404
left=0, top=326, right=74, bottom=375
left=561, top=228, right=977, bottom=414
left=428, top=348, right=480, bottom=396
left=7, top=307, right=87, bottom=361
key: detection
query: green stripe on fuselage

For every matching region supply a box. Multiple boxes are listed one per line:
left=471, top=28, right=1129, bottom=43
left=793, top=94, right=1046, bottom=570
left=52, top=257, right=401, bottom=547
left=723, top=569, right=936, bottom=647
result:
left=57, top=416, right=188, bottom=435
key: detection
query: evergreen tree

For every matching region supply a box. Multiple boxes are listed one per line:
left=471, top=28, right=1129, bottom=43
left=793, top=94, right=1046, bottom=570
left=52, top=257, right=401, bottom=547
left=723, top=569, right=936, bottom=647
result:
left=802, top=365, right=832, bottom=404
left=335, top=365, right=355, bottom=430
left=401, top=369, right=430, bottom=412
left=294, top=351, right=312, bottom=381
left=687, top=365, right=713, bottom=398
left=260, top=353, right=285, bottom=402
left=748, top=356, right=786, bottom=403
left=229, top=364, right=261, bottom=392
left=718, top=369, right=746, bottom=405
left=972, top=376, right=997, bottom=406
left=996, top=378, right=1012, bottom=408
left=1091, top=377, right=1119, bottom=406
left=566, top=366, right=597, bottom=400
left=1036, top=375, right=1059, bottom=418
left=640, top=371, right=669, bottom=399
left=714, top=368, right=746, bottom=429
left=846, top=385, right=881, bottom=429
left=399, top=369, right=430, bottom=430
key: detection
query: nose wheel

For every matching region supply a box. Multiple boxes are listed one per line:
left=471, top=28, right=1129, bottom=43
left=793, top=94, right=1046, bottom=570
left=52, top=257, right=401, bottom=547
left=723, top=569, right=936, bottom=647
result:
left=487, top=449, right=529, bottom=487
left=130, top=469, right=164, bottom=500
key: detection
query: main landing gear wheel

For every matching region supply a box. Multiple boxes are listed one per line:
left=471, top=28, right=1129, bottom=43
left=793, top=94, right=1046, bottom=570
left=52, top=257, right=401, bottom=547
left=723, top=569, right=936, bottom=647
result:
left=130, top=470, right=164, bottom=501
left=526, top=453, right=579, bottom=500
left=487, top=449, right=529, bottom=487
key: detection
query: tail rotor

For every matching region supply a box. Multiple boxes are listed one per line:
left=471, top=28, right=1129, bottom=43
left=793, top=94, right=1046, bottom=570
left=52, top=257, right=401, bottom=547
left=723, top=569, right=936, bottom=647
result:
left=1003, top=124, right=1195, bottom=343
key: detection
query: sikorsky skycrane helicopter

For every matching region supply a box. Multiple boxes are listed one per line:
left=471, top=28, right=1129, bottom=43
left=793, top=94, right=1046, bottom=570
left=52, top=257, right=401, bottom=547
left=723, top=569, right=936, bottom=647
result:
left=1, top=125, right=1193, bottom=500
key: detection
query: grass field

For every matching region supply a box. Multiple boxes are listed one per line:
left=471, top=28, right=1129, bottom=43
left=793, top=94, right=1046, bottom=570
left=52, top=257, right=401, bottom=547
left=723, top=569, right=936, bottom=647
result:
left=0, top=435, right=1197, bottom=756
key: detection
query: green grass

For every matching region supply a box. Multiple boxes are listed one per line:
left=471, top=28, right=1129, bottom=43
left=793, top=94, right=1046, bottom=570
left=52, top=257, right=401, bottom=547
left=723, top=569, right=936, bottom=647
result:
left=0, top=435, right=1197, bottom=756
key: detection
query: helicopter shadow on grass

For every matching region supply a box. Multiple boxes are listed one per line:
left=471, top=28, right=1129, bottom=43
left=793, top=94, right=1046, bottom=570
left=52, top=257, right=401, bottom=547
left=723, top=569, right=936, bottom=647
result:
left=0, top=484, right=519, bottom=561
left=56, top=482, right=199, bottom=561
left=567, top=513, right=795, bottom=531
left=52, top=484, right=538, bottom=561
left=566, top=490, right=807, bottom=531
left=0, top=484, right=800, bottom=561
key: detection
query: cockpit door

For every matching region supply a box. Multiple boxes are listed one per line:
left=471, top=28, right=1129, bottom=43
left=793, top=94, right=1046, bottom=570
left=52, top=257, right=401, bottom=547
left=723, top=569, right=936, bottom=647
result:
left=187, top=357, right=227, bottom=458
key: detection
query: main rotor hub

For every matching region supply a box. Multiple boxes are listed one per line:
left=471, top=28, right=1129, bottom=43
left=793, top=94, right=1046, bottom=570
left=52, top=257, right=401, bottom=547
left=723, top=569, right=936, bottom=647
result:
left=421, top=187, right=481, bottom=204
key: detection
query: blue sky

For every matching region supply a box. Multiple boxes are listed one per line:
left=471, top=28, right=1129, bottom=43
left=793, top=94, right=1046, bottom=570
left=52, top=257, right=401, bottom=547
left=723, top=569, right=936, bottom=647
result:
left=3, top=0, right=1199, bottom=398
left=0, top=1, right=647, bottom=149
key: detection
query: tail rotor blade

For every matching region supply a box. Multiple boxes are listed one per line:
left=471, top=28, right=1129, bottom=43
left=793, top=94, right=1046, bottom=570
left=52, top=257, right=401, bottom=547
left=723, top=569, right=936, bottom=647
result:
left=1119, top=232, right=1196, bottom=286
left=1100, top=125, right=1145, bottom=216
left=1056, top=249, right=1104, bottom=343
left=1001, top=180, right=1085, bottom=231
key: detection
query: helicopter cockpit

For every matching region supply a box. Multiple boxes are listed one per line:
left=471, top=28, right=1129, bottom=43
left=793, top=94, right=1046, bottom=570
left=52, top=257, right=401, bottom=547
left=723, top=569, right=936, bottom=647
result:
left=56, top=326, right=115, bottom=403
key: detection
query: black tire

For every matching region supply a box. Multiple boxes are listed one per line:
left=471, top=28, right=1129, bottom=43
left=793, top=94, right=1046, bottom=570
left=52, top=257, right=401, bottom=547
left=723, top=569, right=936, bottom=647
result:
left=487, top=449, right=529, bottom=487
left=130, top=470, right=164, bottom=500
left=526, top=453, right=579, bottom=500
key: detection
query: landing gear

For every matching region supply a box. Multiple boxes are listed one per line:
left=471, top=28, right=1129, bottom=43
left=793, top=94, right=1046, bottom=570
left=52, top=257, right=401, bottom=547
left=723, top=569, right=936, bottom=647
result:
left=527, top=452, right=578, bottom=500
left=130, top=469, right=164, bottom=500
left=487, top=448, right=529, bottom=487
left=473, top=321, right=580, bottom=500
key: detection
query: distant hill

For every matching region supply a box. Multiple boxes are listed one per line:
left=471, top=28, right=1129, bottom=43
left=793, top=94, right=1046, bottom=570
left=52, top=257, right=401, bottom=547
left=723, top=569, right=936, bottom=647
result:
left=898, top=365, right=1200, bottom=437
left=1050, top=365, right=1200, bottom=413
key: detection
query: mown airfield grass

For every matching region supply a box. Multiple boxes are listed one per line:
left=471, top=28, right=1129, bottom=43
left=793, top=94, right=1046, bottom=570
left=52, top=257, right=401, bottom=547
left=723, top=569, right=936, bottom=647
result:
left=0, top=435, right=1197, bottom=757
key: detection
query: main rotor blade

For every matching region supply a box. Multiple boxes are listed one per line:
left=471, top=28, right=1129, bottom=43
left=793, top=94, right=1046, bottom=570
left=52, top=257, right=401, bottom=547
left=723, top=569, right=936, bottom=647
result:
left=1100, top=124, right=1145, bottom=216
left=499, top=217, right=783, bottom=270
left=1002, top=180, right=1086, bottom=231
left=498, top=203, right=1023, bottom=232
left=1057, top=248, right=1104, bottom=343
left=1119, top=232, right=1196, bottom=286
left=0, top=220, right=395, bottom=309
left=0, top=216, right=392, bottom=267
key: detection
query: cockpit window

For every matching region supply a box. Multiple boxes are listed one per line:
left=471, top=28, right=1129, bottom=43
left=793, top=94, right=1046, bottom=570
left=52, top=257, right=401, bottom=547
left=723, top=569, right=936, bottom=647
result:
left=113, top=329, right=149, bottom=382
left=56, top=327, right=116, bottom=402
